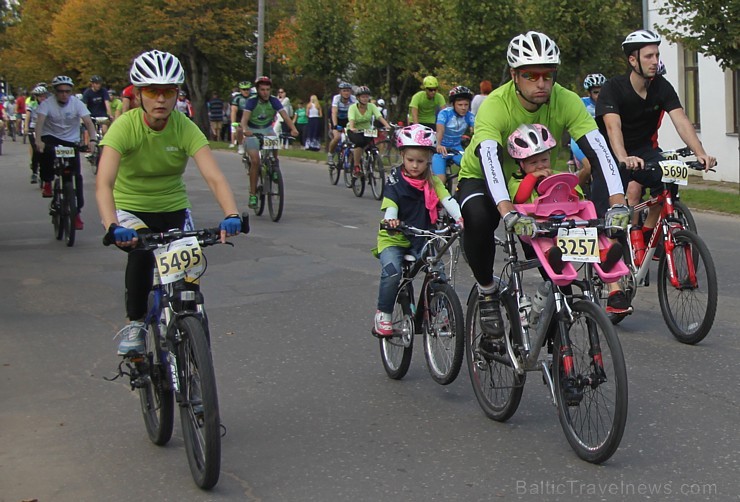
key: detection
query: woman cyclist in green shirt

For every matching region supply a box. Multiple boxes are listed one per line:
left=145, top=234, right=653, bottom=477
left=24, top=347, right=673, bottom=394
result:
left=96, top=50, right=242, bottom=356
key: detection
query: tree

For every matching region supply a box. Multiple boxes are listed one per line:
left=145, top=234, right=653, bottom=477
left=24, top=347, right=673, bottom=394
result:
left=293, top=0, right=354, bottom=97
left=658, top=0, right=739, bottom=71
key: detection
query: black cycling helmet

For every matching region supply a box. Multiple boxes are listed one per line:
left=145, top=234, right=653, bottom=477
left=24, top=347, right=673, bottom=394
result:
left=90, top=75, right=103, bottom=83
left=448, top=85, right=473, bottom=103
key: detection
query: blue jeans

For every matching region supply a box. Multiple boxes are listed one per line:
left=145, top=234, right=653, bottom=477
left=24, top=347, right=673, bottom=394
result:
left=377, top=246, right=412, bottom=313
left=431, top=151, right=463, bottom=176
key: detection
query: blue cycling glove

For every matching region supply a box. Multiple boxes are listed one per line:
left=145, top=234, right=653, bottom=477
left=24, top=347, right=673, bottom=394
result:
left=219, top=215, right=241, bottom=235
left=108, top=224, right=137, bottom=244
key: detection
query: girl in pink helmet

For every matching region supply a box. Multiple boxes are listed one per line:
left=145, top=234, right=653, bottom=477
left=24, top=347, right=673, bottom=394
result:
left=372, top=124, right=463, bottom=336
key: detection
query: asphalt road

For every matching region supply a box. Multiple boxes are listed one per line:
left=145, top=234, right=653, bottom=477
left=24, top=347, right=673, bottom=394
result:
left=1, top=137, right=739, bottom=501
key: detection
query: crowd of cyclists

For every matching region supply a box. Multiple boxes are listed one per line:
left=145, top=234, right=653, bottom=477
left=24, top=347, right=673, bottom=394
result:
left=5, top=28, right=718, bottom=407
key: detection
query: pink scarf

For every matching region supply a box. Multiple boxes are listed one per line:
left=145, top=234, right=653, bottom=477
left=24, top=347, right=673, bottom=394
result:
left=402, top=171, right=439, bottom=224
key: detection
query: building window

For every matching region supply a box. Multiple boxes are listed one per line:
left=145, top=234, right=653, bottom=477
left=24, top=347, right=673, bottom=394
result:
left=683, top=48, right=700, bottom=129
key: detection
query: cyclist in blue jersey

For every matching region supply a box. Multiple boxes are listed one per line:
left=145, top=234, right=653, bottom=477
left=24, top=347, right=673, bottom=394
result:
left=239, top=76, right=298, bottom=208
left=432, top=86, right=475, bottom=186
left=569, top=73, right=606, bottom=187
left=327, top=82, right=358, bottom=163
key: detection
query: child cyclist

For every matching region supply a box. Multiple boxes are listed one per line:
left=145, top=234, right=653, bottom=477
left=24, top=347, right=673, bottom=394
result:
left=432, top=86, right=475, bottom=186
left=373, top=124, right=463, bottom=336
left=506, top=124, right=624, bottom=280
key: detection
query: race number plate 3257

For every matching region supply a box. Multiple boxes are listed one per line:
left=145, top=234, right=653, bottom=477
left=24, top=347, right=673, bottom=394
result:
left=153, top=237, right=204, bottom=284
left=556, top=227, right=599, bottom=263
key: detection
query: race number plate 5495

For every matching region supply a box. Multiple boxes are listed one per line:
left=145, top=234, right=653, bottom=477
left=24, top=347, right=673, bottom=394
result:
left=556, top=227, right=599, bottom=263
left=153, top=237, right=204, bottom=284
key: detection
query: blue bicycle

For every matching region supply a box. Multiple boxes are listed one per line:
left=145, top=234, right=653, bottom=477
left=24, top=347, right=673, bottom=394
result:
left=328, top=130, right=354, bottom=188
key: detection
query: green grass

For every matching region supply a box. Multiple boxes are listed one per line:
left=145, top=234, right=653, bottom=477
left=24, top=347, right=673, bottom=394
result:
left=209, top=141, right=326, bottom=162
left=679, top=188, right=740, bottom=215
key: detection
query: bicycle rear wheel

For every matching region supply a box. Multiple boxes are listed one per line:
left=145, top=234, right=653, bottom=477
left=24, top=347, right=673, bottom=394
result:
left=63, top=181, right=77, bottom=247
left=423, top=282, right=465, bottom=385
left=657, top=229, right=717, bottom=344
left=379, top=286, right=414, bottom=379
left=368, top=152, right=384, bottom=201
left=139, top=322, right=174, bottom=445
left=465, top=289, right=525, bottom=422
left=553, top=300, right=627, bottom=464
left=267, top=161, right=284, bottom=222
left=176, top=316, right=221, bottom=489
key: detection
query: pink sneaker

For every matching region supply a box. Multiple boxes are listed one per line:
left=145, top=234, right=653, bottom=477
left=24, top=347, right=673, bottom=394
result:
left=374, top=310, right=393, bottom=336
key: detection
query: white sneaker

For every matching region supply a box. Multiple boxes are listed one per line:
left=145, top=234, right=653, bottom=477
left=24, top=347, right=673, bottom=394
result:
left=374, top=310, right=393, bottom=336
left=116, top=321, right=146, bottom=356
left=237, top=145, right=245, bottom=155
left=228, top=143, right=235, bottom=148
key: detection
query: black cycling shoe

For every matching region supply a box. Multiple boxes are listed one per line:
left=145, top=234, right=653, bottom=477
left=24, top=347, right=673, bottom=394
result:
left=478, top=293, right=504, bottom=338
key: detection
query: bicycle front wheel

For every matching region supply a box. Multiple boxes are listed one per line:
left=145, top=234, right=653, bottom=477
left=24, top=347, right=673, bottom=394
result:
left=380, top=286, right=414, bottom=379
left=328, top=152, right=340, bottom=185
left=657, top=229, right=717, bottom=344
left=368, top=152, right=385, bottom=201
left=267, top=161, right=284, bottom=222
left=176, top=316, right=221, bottom=489
left=63, top=181, right=77, bottom=247
left=423, top=282, right=465, bottom=385
left=465, top=290, right=525, bottom=422
left=51, top=182, right=63, bottom=241
left=139, top=322, right=174, bottom=445
left=351, top=167, right=365, bottom=197
left=672, top=199, right=698, bottom=234
left=554, top=300, right=628, bottom=464
left=255, top=166, right=266, bottom=217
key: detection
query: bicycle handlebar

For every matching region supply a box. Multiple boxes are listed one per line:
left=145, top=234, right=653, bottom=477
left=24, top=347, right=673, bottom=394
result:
left=103, top=213, right=250, bottom=248
left=379, top=221, right=462, bottom=237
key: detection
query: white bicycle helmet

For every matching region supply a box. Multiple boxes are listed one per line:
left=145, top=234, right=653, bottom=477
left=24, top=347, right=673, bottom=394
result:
left=376, top=98, right=385, bottom=107
left=32, top=85, right=48, bottom=96
left=396, top=124, right=437, bottom=150
left=507, top=32, right=560, bottom=68
left=583, top=73, right=607, bottom=90
left=130, top=50, right=185, bottom=87
left=622, top=29, right=661, bottom=56
left=507, top=124, right=556, bottom=160
left=51, top=75, right=74, bottom=88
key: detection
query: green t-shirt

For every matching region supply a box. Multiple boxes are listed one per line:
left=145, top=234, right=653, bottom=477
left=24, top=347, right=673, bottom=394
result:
left=348, top=102, right=382, bottom=130
left=99, top=108, right=209, bottom=212
left=408, top=90, right=446, bottom=124
left=294, top=107, right=308, bottom=125
left=459, top=81, right=598, bottom=183
left=109, top=98, right=122, bottom=116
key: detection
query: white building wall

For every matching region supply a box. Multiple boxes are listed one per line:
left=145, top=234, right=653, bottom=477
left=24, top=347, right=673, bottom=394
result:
left=648, top=0, right=739, bottom=183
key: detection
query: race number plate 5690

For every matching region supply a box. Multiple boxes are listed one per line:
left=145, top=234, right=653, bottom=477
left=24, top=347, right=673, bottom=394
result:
left=153, top=237, right=204, bottom=284
left=659, top=160, right=689, bottom=186
left=556, top=227, right=599, bottom=263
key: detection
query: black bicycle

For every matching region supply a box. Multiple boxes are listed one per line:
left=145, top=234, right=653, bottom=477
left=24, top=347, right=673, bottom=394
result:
left=105, top=215, right=249, bottom=489
left=376, top=221, right=465, bottom=385
left=243, top=133, right=288, bottom=222
left=466, top=216, right=628, bottom=463
left=87, top=116, right=108, bottom=174
left=351, top=129, right=385, bottom=200
left=49, top=145, right=78, bottom=247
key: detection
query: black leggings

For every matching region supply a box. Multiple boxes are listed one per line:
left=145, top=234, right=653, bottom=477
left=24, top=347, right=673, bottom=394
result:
left=121, top=210, right=189, bottom=320
left=457, top=178, right=501, bottom=287
left=39, top=136, right=84, bottom=210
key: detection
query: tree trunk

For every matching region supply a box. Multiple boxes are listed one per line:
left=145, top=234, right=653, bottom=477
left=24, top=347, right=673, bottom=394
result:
left=182, top=38, right=210, bottom=136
